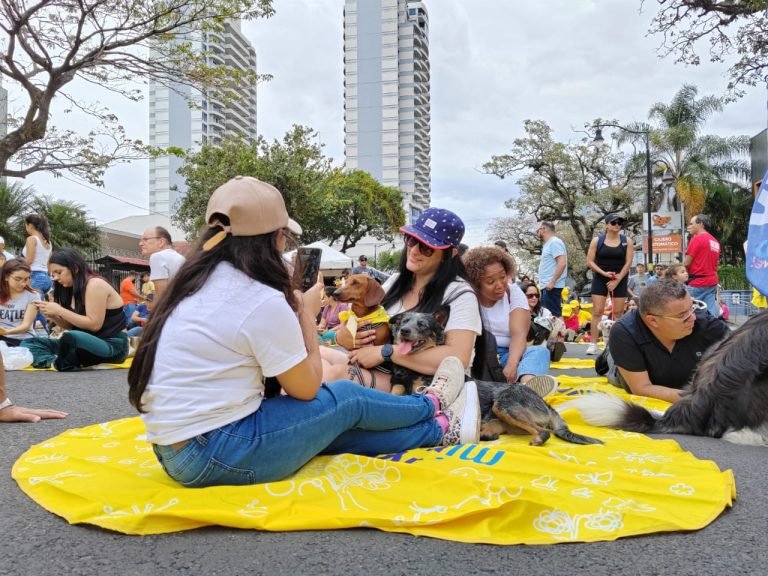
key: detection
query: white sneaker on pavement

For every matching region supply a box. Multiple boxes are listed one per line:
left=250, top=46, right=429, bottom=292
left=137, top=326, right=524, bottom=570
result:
left=586, top=343, right=600, bottom=355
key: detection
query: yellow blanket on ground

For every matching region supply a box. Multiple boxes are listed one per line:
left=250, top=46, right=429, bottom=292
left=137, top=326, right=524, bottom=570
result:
left=12, top=382, right=735, bottom=543
left=550, top=358, right=596, bottom=370
left=22, top=358, right=133, bottom=371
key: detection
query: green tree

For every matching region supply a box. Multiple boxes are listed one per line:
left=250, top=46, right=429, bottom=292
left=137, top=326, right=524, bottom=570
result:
left=614, top=85, right=749, bottom=219
left=483, top=119, right=643, bottom=286
left=174, top=127, right=405, bottom=250
left=173, top=126, right=332, bottom=241
left=0, top=0, right=274, bottom=184
left=374, top=249, right=403, bottom=273
left=0, top=181, right=33, bottom=251
left=704, top=181, right=753, bottom=264
left=27, top=196, right=101, bottom=254
left=320, top=170, right=405, bottom=251
left=648, top=0, right=768, bottom=98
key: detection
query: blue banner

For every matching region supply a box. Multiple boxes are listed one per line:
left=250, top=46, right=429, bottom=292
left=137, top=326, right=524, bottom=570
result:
left=747, top=170, right=768, bottom=295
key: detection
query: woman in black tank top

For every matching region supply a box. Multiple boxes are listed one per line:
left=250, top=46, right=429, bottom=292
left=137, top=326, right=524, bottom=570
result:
left=20, top=248, right=129, bottom=371
left=585, top=214, right=635, bottom=354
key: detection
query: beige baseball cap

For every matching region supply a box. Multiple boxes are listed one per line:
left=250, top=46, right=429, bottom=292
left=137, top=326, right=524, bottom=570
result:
left=204, top=176, right=302, bottom=247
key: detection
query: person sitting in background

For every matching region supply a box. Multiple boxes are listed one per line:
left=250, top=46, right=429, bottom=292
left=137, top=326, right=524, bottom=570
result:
left=139, top=272, right=154, bottom=299
left=127, top=294, right=153, bottom=338
left=120, top=270, right=142, bottom=326
left=624, top=297, right=639, bottom=313
left=0, top=354, right=67, bottom=423
left=0, top=260, right=40, bottom=346
left=21, top=248, right=129, bottom=371
left=561, top=304, right=580, bottom=337
left=317, top=287, right=349, bottom=345
left=0, top=236, right=14, bottom=261
left=463, top=247, right=557, bottom=395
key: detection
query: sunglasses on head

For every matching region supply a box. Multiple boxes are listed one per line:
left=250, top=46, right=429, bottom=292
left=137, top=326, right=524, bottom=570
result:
left=405, top=235, right=435, bottom=257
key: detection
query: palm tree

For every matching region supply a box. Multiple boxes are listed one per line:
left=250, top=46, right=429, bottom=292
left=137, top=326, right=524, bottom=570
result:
left=0, top=180, right=33, bottom=252
left=618, top=84, right=750, bottom=222
left=27, top=195, right=102, bottom=254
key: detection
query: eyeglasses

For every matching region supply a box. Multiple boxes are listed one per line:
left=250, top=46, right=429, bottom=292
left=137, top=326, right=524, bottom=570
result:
left=648, top=304, right=697, bottom=323
left=405, top=236, right=435, bottom=257
left=609, top=220, right=624, bottom=226
left=139, top=236, right=160, bottom=243
left=526, top=293, right=539, bottom=299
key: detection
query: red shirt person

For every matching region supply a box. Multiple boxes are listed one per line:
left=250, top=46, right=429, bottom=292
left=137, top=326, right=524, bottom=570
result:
left=684, top=214, right=720, bottom=316
left=119, top=272, right=141, bottom=305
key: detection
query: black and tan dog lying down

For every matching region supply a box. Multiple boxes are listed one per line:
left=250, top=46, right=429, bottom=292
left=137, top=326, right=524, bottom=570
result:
left=560, top=310, right=768, bottom=446
left=390, top=311, right=602, bottom=446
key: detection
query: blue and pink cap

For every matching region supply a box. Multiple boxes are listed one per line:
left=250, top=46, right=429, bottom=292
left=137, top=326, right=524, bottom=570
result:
left=400, top=208, right=465, bottom=250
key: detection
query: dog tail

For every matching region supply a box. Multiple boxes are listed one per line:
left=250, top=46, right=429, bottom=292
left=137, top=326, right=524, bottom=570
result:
left=552, top=424, right=604, bottom=445
left=558, top=394, right=662, bottom=433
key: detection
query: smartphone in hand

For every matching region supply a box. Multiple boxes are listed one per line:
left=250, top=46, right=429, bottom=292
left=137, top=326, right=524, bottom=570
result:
left=292, top=247, right=322, bottom=292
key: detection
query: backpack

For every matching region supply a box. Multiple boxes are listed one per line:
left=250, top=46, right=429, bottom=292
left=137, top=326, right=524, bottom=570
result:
left=597, top=233, right=628, bottom=254
left=442, top=287, right=506, bottom=382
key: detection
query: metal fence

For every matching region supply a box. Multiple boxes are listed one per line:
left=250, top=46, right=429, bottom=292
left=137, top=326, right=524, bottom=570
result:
left=720, top=290, right=763, bottom=321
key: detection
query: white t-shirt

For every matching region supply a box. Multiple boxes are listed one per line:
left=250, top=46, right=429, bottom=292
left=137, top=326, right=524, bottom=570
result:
left=482, top=283, right=528, bottom=348
left=0, top=290, right=41, bottom=339
left=382, top=274, right=482, bottom=336
left=141, top=262, right=307, bottom=445
left=149, top=248, right=185, bottom=282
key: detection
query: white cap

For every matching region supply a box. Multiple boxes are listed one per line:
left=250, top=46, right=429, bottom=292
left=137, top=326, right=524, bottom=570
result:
left=0, top=236, right=5, bottom=244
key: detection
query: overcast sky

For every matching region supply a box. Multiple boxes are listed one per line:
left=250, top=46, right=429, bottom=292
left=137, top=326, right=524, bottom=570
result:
left=23, top=0, right=768, bottom=247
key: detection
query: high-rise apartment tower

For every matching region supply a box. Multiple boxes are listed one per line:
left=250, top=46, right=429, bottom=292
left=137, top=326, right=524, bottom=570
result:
left=148, top=21, right=257, bottom=216
left=343, top=0, right=431, bottom=222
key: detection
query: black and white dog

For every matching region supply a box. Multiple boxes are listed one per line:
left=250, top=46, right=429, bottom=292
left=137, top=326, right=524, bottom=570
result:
left=560, top=310, right=768, bottom=445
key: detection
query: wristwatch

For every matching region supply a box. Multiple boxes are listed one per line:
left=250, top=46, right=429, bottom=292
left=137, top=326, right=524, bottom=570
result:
left=0, top=397, right=13, bottom=411
left=381, top=343, right=394, bottom=362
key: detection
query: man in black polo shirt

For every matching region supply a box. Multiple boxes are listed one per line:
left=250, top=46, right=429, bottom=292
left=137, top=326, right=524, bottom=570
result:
left=607, top=279, right=729, bottom=403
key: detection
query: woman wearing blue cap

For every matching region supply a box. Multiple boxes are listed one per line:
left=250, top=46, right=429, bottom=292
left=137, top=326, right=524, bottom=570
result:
left=325, top=208, right=482, bottom=393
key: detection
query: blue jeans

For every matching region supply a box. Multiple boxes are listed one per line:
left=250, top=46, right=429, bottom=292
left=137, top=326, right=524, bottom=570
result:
left=498, top=346, right=551, bottom=379
left=541, top=287, right=563, bottom=317
left=688, top=285, right=718, bottom=317
left=152, top=380, right=442, bottom=487
left=30, top=271, right=52, bottom=332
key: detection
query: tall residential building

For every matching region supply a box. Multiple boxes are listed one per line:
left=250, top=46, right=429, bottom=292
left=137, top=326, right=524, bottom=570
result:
left=148, top=21, right=257, bottom=216
left=343, top=0, right=431, bottom=223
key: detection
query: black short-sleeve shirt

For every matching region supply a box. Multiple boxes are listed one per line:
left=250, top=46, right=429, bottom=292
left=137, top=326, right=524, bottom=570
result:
left=608, top=309, right=730, bottom=389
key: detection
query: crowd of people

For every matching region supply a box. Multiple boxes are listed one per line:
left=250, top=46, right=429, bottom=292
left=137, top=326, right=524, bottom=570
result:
left=0, top=180, right=753, bottom=490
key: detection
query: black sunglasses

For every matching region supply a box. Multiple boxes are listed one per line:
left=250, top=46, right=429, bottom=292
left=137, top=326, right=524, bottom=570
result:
left=405, top=235, right=435, bottom=257
left=609, top=220, right=624, bottom=226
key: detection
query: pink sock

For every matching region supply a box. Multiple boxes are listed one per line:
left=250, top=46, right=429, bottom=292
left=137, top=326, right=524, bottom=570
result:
left=425, top=393, right=441, bottom=413
left=435, top=413, right=449, bottom=434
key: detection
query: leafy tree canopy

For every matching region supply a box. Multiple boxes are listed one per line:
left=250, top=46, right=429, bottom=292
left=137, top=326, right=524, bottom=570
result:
left=0, top=0, right=274, bottom=184
left=646, top=0, right=768, bottom=98
left=173, top=126, right=405, bottom=248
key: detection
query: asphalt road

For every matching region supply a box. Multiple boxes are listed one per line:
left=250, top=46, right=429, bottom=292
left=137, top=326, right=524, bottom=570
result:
left=2, top=345, right=767, bottom=576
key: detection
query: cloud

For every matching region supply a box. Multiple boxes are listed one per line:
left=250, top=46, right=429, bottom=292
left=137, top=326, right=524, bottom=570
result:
left=9, top=0, right=766, bottom=242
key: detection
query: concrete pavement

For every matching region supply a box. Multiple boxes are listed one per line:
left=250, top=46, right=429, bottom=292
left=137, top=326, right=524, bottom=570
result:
left=2, top=346, right=767, bottom=576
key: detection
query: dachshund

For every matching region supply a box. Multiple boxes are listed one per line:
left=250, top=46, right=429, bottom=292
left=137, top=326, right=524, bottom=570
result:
left=333, top=274, right=391, bottom=347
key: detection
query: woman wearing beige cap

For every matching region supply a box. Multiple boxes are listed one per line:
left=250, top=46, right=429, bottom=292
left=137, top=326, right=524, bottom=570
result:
left=128, top=176, right=480, bottom=487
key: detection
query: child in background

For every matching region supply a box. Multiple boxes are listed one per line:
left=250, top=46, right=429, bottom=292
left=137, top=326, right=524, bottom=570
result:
left=667, top=263, right=689, bottom=284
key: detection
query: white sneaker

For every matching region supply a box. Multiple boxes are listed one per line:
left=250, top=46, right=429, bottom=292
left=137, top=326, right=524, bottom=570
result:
left=424, top=356, right=465, bottom=409
left=440, top=381, right=480, bottom=446
left=586, top=344, right=600, bottom=355
left=523, top=375, right=558, bottom=398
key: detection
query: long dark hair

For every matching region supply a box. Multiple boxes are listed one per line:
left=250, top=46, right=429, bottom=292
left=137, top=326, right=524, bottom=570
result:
left=25, top=214, right=51, bottom=244
left=49, top=248, right=99, bottom=314
left=128, top=220, right=298, bottom=412
left=0, top=260, right=35, bottom=305
left=521, top=282, right=542, bottom=315
left=381, top=241, right=469, bottom=314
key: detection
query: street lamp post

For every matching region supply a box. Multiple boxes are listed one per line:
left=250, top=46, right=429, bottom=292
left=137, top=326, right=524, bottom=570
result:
left=592, top=124, right=654, bottom=266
